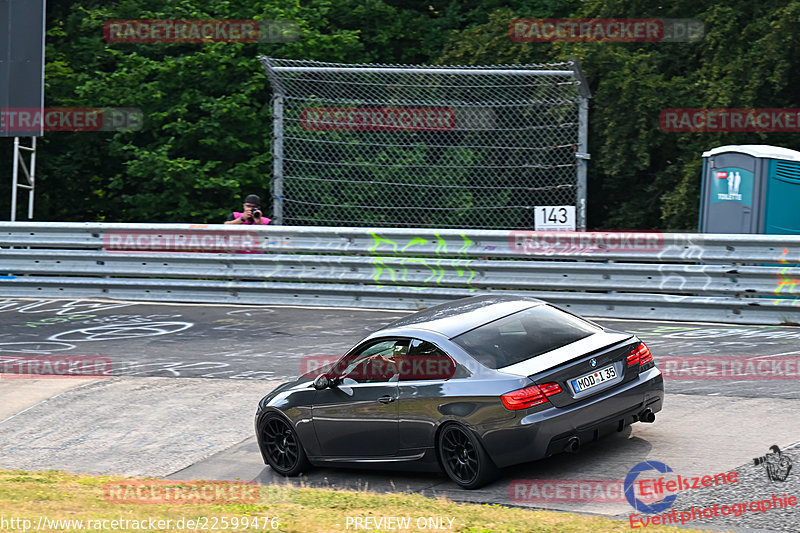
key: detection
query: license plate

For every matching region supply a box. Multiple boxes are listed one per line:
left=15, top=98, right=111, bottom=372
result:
left=571, top=364, right=617, bottom=393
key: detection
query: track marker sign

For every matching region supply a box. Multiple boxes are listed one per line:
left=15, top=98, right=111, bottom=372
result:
left=535, top=206, right=576, bottom=231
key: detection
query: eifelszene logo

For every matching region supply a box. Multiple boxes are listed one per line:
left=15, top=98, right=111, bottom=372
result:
left=625, top=460, right=740, bottom=516
left=624, top=461, right=677, bottom=513
left=754, top=445, right=793, bottom=482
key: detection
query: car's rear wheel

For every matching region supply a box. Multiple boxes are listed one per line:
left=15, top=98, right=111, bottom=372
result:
left=438, top=424, right=498, bottom=489
left=260, top=414, right=310, bottom=476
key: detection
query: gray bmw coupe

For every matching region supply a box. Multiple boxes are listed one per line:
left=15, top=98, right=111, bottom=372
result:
left=255, top=295, right=664, bottom=489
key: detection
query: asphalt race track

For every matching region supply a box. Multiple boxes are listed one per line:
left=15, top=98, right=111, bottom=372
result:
left=1, top=298, right=799, bottom=532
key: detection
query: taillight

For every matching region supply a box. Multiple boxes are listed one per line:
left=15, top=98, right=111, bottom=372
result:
left=501, top=382, right=562, bottom=410
left=627, top=343, right=654, bottom=370
left=639, top=344, right=653, bottom=365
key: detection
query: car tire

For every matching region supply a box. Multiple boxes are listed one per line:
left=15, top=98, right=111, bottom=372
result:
left=259, top=414, right=310, bottom=477
left=438, top=423, right=498, bottom=489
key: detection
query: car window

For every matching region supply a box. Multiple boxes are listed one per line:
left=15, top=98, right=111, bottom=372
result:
left=400, top=339, right=457, bottom=381
left=338, top=339, right=409, bottom=384
left=451, top=305, right=598, bottom=369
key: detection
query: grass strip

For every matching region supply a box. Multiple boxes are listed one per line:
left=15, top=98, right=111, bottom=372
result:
left=0, top=469, right=712, bottom=532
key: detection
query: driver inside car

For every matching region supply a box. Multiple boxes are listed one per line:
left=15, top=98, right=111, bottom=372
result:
left=340, top=342, right=408, bottom=383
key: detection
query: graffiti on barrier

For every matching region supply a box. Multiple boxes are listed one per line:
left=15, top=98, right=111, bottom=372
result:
left=775, top=248, right=800, bottom=305
left=368, top=233, right=476, bottom=290
left=655, top=234, right=706, bottom=262
left=656, top=264, right=714, bottom=302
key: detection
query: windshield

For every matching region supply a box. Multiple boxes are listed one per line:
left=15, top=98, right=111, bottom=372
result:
left=452, top=305, right=599, bottom=369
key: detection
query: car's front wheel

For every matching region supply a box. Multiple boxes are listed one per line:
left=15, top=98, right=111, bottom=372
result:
left=438, top=424, right=498, bottom=489
left=259, top=414, right=310, bottom=476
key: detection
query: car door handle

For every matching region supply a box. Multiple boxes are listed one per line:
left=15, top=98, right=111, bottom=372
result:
left=378, top=395, right=395, bottom=404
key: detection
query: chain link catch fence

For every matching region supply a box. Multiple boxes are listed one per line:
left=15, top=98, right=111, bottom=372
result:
left=260, top=56, right=590, bottom=229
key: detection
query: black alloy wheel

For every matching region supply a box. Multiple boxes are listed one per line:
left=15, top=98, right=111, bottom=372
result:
left=260, top=414, right=310, bottom=476
left=438, top=424, right=498, bottom=489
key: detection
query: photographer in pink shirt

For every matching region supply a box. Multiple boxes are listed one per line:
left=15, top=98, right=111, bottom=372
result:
left=225, top=194, right=271, bottom=225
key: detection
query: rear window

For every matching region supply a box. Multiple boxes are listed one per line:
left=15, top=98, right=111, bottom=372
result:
left=451, top=305, right=598, bottom=369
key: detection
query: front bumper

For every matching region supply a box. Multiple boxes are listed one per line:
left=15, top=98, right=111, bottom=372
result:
left=481, top=367, right=664, bottom=468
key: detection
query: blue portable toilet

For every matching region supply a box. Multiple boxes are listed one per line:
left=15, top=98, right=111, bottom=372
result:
left=699, top=145, right=800, bottom=234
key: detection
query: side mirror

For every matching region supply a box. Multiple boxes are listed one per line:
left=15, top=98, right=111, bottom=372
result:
left=312, top=374, right=331, bottom=390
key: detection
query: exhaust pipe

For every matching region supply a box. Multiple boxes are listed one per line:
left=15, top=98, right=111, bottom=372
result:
left=563, top=436, right=580, bottom=453
left=638, top=409, right=656, bottom=423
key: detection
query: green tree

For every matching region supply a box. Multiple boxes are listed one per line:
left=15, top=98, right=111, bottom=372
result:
left=5, top=0, right=363, bottom=222
left=439, top=0, right=800, bottom=230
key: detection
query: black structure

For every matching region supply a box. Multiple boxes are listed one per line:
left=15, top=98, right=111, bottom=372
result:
left=0, top=0, right=46, bottom=137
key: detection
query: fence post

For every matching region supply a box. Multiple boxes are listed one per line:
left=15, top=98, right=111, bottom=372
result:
left=572, top=59, right=591, bottom=232
left=577, top=96, right=589, bottom=231
left=272, top=94, right=285, bottom=225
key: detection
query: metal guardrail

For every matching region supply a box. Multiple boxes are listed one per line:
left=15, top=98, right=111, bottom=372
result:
left=1, top=222, right=799, bottom=325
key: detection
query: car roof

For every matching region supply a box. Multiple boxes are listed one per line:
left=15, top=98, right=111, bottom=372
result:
left=382, top=295, right=545, bottom=338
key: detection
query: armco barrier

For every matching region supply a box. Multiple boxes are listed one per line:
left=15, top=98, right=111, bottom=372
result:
left=0, top=223, right=798, bottom=324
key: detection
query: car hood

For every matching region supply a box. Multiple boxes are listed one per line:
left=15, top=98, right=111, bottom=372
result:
left=263, top=373, right=317, bottom=401
left=497, top=330, right=634, bottom=377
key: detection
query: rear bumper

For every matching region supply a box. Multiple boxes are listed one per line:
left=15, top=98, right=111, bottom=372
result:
left=481, top=367, right=664, bottom=468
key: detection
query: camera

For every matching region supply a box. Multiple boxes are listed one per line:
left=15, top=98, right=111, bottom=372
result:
left=753, top=445, right=793, bottom=482
left=252, top=209, right=262, bottom=218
